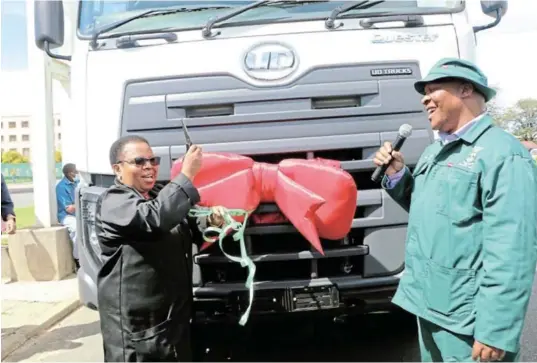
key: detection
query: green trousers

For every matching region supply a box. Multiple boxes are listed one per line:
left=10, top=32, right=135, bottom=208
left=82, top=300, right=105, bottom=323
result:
left=417, top=317, right=520, bottom=362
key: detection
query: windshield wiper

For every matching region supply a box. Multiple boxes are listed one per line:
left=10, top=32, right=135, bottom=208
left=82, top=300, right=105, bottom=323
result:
left=359, top=14, right=423, bottom=28
left=201, top=0, right=329, bottom=39
left=263, top=0, right=330, bottom=8
left=116, top=32, right=178, bottom=48
left=202, top=0, right=271, bottom=39
left=325, top=0, right=385, bottom=29
left=90, top=6, right=231, bottom=49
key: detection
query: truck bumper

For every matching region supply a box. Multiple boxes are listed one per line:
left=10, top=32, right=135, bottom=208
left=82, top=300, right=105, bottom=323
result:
left=192, top=272, right=402, bottom=324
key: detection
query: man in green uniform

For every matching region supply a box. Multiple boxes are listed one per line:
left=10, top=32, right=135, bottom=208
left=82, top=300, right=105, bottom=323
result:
left=373, top=58, right=537, bottom=362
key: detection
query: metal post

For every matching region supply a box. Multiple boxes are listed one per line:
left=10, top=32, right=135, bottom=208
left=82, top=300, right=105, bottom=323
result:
left=26, top=0, right=58, bottom=228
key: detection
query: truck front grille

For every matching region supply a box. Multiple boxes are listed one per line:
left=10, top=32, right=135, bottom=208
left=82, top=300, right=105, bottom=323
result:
left=195, top=232, right=368, bottom=284
left=192, top=146, right=371, bottom=286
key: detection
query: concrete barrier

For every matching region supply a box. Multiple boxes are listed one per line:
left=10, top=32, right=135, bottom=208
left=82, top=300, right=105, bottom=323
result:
left=7, top=227, right=75, bottom=281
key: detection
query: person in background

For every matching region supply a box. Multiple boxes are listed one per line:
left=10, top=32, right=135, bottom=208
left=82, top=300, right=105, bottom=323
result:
left=1, top=173, right=16, bottom=234
left=55, top=163, right=80, bottom=268
left=373, top=58, right=537, bottom=362
left=95, top=135, right=225, bottom=362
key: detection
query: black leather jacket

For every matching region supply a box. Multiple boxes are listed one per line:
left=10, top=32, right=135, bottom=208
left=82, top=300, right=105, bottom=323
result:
left=95, top=173, right=202, bottom=362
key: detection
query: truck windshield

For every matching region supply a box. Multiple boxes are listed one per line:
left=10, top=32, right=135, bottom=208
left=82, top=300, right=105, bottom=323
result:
left=78, top=0, right=463, bottom=37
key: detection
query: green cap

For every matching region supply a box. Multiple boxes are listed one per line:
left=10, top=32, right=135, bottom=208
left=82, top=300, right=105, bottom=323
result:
left=414, top=58, right=496, bottom=102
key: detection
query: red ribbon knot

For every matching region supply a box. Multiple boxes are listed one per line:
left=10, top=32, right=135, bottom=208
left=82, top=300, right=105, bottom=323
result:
left=171, top=153, right=358, bottom=255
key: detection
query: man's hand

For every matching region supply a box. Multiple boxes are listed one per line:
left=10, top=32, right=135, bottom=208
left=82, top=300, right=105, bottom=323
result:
left=181, top=145, right=203, bottom=181
left=373, top=141, right=405, bottom=176
left=66, top=205, right=76, bottom=214
left=208, top=206, right=226, bottom=227
left=472, top=340, right=505, bottom=361
left=5, top=215, right=16, bottom=234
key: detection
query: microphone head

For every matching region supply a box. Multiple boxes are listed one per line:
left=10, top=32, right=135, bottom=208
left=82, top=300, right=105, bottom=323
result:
left=398, top=124, right=413, bottom=138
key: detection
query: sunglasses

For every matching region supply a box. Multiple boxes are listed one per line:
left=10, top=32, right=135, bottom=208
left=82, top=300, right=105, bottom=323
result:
left=117, top=156, right=161, bottom=167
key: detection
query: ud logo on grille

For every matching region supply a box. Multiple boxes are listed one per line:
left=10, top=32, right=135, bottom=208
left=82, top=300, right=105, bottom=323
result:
left=371, top=67, right=413, bottom=76
left=243, top=43, right=298, bottom=81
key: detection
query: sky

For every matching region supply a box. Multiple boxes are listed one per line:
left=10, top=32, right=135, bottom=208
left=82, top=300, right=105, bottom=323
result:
left=0, top=0, right=27, bottom=70
left=0, top=0, right=536, bottom=108
left=469, top=0, right=537, bottom=106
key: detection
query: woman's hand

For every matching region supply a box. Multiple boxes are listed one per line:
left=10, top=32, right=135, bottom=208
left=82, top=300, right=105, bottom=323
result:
left=181, top=145, right=203, bottom=181
left=4, top=215, right=16, bottom=234
left=208, top=206, right=226, bottom=227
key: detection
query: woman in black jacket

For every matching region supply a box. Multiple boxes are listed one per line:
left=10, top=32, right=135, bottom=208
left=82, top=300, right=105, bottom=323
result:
left=95, top=135, right=224, bottom=362
left=1, top=174, right=16, bottom=234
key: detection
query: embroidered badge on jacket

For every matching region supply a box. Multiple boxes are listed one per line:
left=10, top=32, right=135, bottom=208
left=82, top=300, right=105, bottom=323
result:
left=459, top=146, right=484, bottom=169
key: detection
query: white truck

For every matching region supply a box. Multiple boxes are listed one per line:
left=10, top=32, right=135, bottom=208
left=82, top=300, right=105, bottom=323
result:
left=34, top=0, right=507, bottom=324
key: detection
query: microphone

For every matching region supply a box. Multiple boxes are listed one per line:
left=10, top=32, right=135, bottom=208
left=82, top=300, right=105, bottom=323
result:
left=371, top=124, right=413, bottom=183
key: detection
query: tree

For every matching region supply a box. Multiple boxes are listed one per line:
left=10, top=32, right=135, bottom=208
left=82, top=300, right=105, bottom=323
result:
left=487, top=99, right=507, bottom=127
left=511, top=98, right=537, bottom=141
left=490, top=98, right=537, bottom=142
left=1, top=150, right=28, bottom=164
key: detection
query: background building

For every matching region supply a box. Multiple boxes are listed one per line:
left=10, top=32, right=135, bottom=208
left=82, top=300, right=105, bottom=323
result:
left=1, top=114, right=62, bottom=158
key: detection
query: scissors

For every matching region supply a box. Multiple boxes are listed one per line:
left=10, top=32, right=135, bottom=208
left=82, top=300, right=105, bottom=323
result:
left=179, top=118, right=193, bottom=152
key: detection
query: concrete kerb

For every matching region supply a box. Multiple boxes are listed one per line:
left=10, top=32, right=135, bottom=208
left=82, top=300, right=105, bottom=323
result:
left=1, top=298, right=82, bottom=360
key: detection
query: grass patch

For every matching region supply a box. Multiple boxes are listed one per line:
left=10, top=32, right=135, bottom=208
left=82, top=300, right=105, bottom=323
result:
left=1, top=206, right=36, bottom=245
left=14, top=206, right=36, bottom=229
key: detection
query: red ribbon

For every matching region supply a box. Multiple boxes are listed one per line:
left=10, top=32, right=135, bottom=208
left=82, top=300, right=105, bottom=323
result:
left=171, top=153, right=357, bottom=255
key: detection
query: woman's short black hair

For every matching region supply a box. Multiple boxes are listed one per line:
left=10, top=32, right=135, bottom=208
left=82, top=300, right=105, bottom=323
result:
left=109, top=135, right=150, bottom=166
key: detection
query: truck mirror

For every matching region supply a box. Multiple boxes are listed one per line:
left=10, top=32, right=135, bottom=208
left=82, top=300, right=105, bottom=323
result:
left=480, top=0, right=508, bottom=18
left=34, top=0, right=71, bottom=61
left=473, top=0, right=507, bottom=33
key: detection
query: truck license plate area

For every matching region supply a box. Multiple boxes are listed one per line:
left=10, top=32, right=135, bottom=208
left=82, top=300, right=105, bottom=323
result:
left=233, top=285, right=341, bottom=314
left=286, top=285, right=340, bottom=312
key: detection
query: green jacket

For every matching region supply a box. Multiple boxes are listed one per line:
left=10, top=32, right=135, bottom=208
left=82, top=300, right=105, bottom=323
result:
left=383, top=115, right=537, bottom=353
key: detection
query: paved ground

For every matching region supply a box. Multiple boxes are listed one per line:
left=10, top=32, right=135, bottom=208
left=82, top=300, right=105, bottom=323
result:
left=3, top=307, right=102, bottom=363
left=7, top=181, right=59, bottom=208
left=1, top=277, right=81, bottom=359
left=5, top=276, right=537, bottom=362
left=11, top=191, right=34, bottom=208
